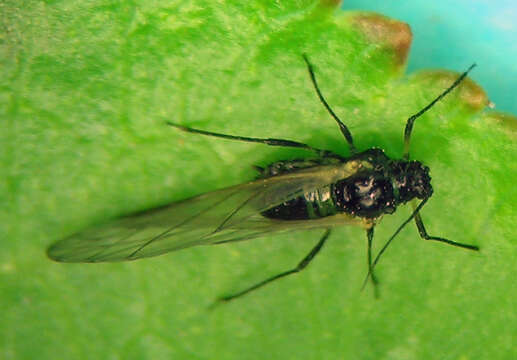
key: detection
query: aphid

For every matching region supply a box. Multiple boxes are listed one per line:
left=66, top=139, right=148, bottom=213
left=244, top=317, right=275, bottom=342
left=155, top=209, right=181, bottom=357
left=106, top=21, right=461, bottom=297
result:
left=47, top=55, right=479, bottom=301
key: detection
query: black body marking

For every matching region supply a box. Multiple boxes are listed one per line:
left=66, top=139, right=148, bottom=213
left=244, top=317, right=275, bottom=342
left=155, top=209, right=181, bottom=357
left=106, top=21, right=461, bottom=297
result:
left=48, top=55, right=480, bottom=303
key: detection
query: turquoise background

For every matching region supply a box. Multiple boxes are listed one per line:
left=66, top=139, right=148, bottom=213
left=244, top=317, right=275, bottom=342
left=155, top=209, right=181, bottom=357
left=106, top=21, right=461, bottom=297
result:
left=343, top=0, right=517, bottom=115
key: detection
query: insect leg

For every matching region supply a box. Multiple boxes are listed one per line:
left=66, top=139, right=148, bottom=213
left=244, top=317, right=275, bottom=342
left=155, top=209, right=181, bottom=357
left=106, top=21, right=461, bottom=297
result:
left=302, top=54, right=356, bottom=154
left=218, top=229, right=331, bottom=302
left=366, top=227, right=380, bottom=298
left=413, top=212, right=479, bottom=251
left=403, top=63, right=476, bottom=160
left=361, top=199, right=479, bottom=290
left=167, top=122, right=342, bottom=158
left=361, top=198, right=429, bottom=290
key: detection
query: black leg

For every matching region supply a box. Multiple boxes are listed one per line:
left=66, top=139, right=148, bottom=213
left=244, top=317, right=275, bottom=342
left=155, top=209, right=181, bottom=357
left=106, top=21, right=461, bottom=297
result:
left=167, top=122, right=342, bottom=159
left=366, top=228, right=379, bottom=298
left=360, top=199, right=479, bottom=294
left=361, top=199, right=430, bottom=290
left=302, top=54, right=357, bottom=154
left=413, top=212, right=479, bottom=251
left=217, top=229, right=331, bottom=303
left=403, top=63, right=476, bottom=160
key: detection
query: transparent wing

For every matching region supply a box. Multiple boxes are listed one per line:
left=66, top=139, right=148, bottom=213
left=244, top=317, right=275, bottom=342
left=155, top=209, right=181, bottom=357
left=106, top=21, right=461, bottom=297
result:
left=47, top=161, right=363, bottom=262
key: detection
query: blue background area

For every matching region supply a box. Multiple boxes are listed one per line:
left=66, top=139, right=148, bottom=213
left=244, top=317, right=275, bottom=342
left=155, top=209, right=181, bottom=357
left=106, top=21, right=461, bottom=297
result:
left=343, top=0, right=517, bottom=115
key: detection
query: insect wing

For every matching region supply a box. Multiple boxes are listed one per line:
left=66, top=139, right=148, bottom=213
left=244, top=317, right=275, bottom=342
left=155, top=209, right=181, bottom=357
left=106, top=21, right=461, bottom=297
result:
left=47, top=161, right=361, bottom=262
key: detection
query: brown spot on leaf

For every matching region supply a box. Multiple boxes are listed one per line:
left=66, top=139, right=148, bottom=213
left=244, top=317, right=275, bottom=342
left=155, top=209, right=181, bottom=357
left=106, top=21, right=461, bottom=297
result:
left=319, top=0, right=342, bottom=8
left=350, top=13, right=412, bottom=68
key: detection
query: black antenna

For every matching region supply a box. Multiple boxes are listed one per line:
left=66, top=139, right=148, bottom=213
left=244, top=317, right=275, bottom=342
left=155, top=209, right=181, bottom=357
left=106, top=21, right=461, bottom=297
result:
left=403, top=64, right=476, bottom=160
left=302, top=54, right=357, bottom=154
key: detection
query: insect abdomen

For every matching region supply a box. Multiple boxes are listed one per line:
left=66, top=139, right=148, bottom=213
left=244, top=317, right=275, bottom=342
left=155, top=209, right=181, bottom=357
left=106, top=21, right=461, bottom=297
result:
left=262, top=185, right=338, bottom=220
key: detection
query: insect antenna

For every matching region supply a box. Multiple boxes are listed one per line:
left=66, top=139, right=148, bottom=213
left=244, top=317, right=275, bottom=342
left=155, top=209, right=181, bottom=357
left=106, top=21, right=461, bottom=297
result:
left=302, top=54, right=357, bottom=155
left=403, top=63, right=476, bottom=160
left=361, top=198, right=429, bottom=290
left=167, top=122, right=342, bottom=159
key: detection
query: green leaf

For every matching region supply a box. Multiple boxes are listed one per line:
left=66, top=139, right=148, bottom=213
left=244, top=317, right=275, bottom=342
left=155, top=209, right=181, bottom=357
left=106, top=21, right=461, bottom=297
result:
left=2, top=1, right=516, bottom=359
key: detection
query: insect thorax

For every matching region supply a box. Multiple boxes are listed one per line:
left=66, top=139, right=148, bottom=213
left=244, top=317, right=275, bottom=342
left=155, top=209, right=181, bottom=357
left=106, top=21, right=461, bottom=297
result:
left=261, top=149, right=433, bottom=221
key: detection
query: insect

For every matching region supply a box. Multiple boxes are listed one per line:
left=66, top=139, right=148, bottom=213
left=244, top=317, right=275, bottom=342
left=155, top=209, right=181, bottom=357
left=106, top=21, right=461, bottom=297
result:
left=48, top=55, right=479, bottom=301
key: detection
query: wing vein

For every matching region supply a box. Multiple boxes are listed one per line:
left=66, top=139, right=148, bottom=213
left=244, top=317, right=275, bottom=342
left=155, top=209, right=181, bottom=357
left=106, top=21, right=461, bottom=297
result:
left=126, top=188, right=243, bottom=259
